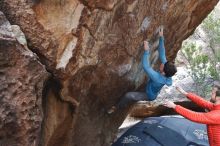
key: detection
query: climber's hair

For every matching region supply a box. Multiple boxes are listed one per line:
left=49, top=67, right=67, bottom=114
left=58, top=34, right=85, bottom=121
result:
left=163, top=61, right=177, bottom=77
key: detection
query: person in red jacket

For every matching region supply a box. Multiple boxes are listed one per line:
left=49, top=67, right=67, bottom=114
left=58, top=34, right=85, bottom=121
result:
left=164, top=84, right=220, bottom=146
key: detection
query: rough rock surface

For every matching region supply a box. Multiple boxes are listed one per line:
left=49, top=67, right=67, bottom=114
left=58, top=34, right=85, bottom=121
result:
left=0, top=12, right=49, bottom=146
left=0, top=0, right=219, bottom=146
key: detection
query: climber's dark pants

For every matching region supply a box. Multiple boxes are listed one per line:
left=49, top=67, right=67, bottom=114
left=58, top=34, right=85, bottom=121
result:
left=116, top=92, right=148, bottom=109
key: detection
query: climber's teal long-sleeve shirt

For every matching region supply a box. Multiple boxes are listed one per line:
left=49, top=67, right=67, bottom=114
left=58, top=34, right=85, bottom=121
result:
left=142, top=37, right=172, bottom=101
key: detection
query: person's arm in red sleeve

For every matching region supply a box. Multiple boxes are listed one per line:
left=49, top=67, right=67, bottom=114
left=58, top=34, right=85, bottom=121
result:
left=176, top=87, right=213, bottom=110
left=186, top=93, right=213, bottom=110
left=175, top=105, right=220, bottom=124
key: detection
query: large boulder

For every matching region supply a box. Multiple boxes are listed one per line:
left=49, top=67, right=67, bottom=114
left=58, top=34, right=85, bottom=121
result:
left=0, top=0, right=219, bottom=146
left=0, top=11, right=49, bottom=146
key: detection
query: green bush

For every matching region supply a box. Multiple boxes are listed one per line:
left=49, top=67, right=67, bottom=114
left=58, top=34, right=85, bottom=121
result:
left=179, top=10, right=220, bottom=97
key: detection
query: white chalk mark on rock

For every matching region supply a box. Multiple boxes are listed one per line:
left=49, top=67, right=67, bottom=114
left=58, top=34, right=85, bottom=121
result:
left=56, top=37, right=78, bottom=69
left=70, top=4, right=84, bottom=29
left=137, top=17, right=151, bottom=34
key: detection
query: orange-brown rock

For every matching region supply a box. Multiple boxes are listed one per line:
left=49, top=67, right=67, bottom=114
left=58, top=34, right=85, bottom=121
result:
left=130, top=101, right=205, bottom=118
left=0, top=0, right=219, bottom=146
left=0, top=12, right=49, bottom=146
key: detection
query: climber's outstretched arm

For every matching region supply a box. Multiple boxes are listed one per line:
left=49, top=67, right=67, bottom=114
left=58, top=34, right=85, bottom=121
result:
left=142, top=41, right=161, bottom=82
left=158, top=27, right=167, bottom=64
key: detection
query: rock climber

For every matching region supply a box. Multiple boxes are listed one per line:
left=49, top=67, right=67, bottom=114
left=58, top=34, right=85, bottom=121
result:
left=108, top=27, right=177, bottom=114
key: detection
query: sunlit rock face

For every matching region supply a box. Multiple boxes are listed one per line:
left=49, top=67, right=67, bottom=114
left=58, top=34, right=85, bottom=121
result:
left=0, top=12, right=49, bottom=146
left=0, top=0, right=218, bottom=146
